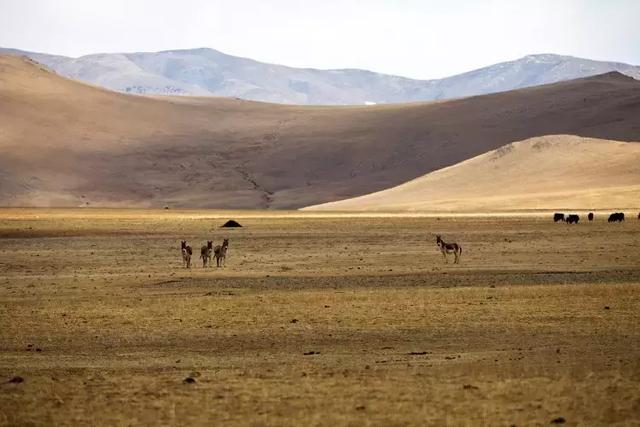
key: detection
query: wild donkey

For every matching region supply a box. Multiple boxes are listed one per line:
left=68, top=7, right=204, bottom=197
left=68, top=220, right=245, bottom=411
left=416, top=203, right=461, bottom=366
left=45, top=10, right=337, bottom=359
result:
left=214, top=238, right=229, bottom=267
left=181, top=241, right=193, bottom=268
left=436, top=235, right=462, bottom=264
left=200, top=241, right=213, bottom=267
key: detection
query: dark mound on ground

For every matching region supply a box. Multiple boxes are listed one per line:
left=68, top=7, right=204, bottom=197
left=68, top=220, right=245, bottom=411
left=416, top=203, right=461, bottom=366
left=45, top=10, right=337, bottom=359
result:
left=221, top=220, right=242, bottom=228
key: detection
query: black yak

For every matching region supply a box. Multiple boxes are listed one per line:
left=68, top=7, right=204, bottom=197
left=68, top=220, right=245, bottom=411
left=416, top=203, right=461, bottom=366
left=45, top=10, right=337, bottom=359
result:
left=608, top=212, right=625, bottom=222
left=566, top=214, right=580, bottom=224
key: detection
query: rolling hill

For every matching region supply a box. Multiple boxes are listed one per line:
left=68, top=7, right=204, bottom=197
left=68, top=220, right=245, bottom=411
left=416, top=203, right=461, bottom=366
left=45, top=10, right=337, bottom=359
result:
left=304, top=135, right=640, bottom=212
left=2, top=54, right=640, bottom=209
left=1, top=47, right=639, bottom=104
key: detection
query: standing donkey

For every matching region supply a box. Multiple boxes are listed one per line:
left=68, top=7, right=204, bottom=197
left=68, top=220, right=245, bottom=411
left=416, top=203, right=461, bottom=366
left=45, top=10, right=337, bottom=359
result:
left=214, top=238, right=229, bottom=267
left=435, top=235, right=462, bottom=264
left=200, top=241, right=213, bottom=268
left=181, top=241, right=193, bottom=268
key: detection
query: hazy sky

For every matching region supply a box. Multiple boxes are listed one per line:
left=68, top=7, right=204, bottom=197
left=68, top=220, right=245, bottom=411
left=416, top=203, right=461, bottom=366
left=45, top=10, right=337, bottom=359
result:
left=1, top=0, right=639, bottom=79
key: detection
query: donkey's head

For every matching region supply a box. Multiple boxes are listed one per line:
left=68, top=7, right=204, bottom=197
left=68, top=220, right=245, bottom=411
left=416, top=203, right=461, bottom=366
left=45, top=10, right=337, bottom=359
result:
left=207, top=240, right=213, bottom=249
left=181, top=240, right=186, bottom=249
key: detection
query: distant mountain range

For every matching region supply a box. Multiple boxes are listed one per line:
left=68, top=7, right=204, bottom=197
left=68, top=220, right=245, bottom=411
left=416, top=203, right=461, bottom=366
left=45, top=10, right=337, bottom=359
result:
left=1, top=47, right=639, bottom=104
left=2, top=54, right=640, bottom=209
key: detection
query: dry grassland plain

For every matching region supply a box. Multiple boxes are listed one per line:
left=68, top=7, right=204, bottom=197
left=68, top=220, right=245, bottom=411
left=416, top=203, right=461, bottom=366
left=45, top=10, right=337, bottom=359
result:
left=0, top=209, right=639, bottom=426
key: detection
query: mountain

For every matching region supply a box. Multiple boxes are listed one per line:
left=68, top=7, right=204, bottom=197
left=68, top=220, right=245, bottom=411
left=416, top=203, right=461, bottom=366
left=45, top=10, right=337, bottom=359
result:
left=304, top=135, right=640, bottom=212
left=2, top=55, right=640, bottom=209
left=1, top=47, right=639, bottom=104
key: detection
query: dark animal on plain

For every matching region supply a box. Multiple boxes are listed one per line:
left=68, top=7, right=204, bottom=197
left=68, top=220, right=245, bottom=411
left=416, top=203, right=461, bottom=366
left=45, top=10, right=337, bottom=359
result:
left=638, top=213, right=640, bottom=220
left=608, top=212, right=625, bottom=222
left=553, top=213, right=565, bottom=222
left=200, top=241, right=213, bottom=267
left=181, top=241, right=193, bottom=268
left=588, top=212, right=594, bottom=221
left=435, top=235, right=462, bottom=264
left=566, top=214, right=580, bottom=224
left=214, top=238, right=229, bottom=267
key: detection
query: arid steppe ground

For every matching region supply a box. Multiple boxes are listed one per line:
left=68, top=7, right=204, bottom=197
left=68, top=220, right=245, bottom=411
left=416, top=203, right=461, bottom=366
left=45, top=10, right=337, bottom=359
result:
left=1, top=209, right=639, bottom=426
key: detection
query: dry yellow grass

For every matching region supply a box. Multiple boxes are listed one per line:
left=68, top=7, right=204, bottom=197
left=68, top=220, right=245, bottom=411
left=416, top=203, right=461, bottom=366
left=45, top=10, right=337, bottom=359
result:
left=0, top=209, right=639, bottom=426
left=306, top=135, right=640, bottom=212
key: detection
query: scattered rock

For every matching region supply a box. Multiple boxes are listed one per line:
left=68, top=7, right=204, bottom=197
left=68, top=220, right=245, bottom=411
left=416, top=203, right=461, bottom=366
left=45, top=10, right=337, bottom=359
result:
left=463, top=384, right=479, bottom=390
left=290, top=319, right=298, bottom=324
left=7, top=376, right=24, bottom=384
left=303, top=351, right=320, bottom=356
left=551, top=417, right=566, bottom=424
left=183, top=377, right=196, bottom=384
left=604, top=306, right=610, bottom=310
left=221, top=220, right=242, bottom=228
left=407, top=351, right=428, bottom=355
left=355, top=405, right=366, bottom=411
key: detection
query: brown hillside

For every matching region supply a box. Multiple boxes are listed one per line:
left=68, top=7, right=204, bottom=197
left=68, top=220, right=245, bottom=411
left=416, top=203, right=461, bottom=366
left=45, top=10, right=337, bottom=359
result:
left=1, top=55, right=640, bottom=208
left=305, top=135, right=640, bottom=211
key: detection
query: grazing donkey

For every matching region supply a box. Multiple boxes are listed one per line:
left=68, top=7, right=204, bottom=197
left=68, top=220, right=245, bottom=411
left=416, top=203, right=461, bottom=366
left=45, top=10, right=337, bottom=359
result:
left=200, top=241, right=213, bottom=268
left=214, top=238, right=229, bottom=267
left=436, top=235, right=462, bottom=264
left=181, top=241, right=193, bottom=268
